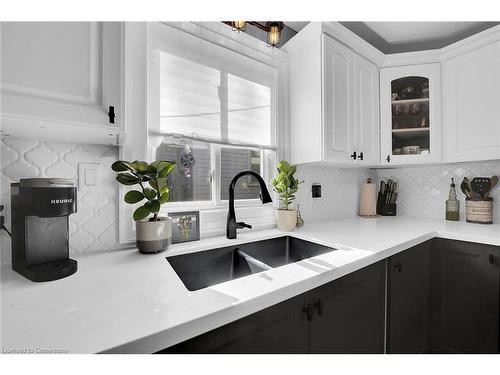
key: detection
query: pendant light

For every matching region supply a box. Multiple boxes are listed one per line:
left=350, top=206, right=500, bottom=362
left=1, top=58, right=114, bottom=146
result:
left=230, top=21, right=247, bottom=31
left=265, top=22, right=284, bottom=47
left=223, top=21, right=285, bottom=47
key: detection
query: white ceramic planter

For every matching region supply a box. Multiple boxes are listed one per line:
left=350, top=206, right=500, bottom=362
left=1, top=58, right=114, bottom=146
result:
left=275, top=209, right=297, bottom=232
left=136, top=217, right=172, bottom=253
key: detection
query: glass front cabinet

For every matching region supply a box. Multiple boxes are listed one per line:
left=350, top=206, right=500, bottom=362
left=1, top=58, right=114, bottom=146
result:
left=380, top=63, right=442, bottom=165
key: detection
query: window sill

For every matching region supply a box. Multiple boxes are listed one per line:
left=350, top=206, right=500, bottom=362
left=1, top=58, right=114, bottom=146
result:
left=161, top=199, right=275, bottom=214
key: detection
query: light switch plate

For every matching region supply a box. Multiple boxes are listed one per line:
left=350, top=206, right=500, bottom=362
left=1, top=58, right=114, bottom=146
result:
left=78, top=162, right=101, bottom=190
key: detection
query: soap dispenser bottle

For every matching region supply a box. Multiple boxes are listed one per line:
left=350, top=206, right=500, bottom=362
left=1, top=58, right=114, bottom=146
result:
left=446, top=178, right=460, bottom=221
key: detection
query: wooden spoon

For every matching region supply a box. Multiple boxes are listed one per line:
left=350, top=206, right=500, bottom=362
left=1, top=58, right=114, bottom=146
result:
left=485, top=175, right=498, bottom=198
left=462, top=177, right=477, bottom=199
left=460, top=179, right=472, bottom=198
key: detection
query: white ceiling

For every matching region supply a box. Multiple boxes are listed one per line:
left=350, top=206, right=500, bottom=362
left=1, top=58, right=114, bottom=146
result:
left=285, top=22, right=499, bottom=53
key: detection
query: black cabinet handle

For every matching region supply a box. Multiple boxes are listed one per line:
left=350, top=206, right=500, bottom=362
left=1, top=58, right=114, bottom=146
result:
left=394, top=262, right=402, bottom=273
left=302, top=304, right=313, bottom=322
left=489, top=254, right=495, bottom=265
left=358, top=152, right=364, bottom=161
left=108, top=106, right=116, bottom=124
left=350, top=151, right=357, bottom=160
left=313, top=299, right=324, bottom=316
left=386, top=155, right=391, bottom=163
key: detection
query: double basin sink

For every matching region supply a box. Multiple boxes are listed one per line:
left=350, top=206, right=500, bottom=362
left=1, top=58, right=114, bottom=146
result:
left=166, top=236, right=336, bottom=291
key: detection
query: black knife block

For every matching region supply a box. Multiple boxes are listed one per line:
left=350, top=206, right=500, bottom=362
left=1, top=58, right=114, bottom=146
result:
left=377, top=192, right=397, bottom=216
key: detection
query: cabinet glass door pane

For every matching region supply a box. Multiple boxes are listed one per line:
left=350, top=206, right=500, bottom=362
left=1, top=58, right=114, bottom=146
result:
left=391, top=76, right=430, bottom=156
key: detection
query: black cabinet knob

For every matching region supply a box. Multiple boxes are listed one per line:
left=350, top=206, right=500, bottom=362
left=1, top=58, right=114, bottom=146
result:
left=489, top=254, right=495, bottom=265
left=359, top=152, right=364, bottom=161
left=350, top=151, right=357, bottom=160
left=394, top=262, right=402, bottom=272
left=302, top=304, right=313, bottom=322
left=386, top=155, right=391, bottom=163
left=313, top=299, right=324, bottom=316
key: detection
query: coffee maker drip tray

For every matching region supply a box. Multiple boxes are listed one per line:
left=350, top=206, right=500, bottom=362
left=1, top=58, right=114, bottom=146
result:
left=20, top=259, right=78, bottom=282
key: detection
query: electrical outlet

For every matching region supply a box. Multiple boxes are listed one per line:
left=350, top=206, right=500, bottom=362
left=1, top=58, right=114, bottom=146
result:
left=312, top=184, right=322, bottom=198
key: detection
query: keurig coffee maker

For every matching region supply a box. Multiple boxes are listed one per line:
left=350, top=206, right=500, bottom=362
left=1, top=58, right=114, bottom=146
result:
left=11, top=178, right=78, bottom=282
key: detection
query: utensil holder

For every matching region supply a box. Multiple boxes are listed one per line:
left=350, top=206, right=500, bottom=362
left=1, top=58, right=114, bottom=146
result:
left=465, top=198, right=493, bottom=224
left=377, top=192, right=397, bottom=216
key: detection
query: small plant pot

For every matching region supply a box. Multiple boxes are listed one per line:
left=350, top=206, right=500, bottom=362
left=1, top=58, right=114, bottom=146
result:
left=136, top=217, right=172, bottom=253
left=275, top=209, right=297, bottom=232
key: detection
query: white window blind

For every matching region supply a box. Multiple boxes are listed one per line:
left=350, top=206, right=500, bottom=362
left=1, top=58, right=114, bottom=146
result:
left=149, top=22, right=277, bottom=150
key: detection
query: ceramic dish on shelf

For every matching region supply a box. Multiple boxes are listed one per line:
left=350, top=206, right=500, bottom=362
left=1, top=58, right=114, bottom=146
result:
left=396, top=82, right=422, bottom=99
left=393, top=148, right=402, bottom=155
left=402, top=145, right=420, bottom=155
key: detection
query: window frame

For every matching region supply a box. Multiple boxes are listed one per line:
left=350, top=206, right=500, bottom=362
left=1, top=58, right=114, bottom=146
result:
left=118, top=22, right=288, bottom=244
left=147, top=22, right=285, bottom=214
left=149, top=130, right=275, bottom=214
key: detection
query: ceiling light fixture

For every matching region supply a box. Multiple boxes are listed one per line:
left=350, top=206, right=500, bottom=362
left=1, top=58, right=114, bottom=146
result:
left=230, top=21, right=247, bottom=31
left=265, top=22, right=284, bottom=47
left=222, top=21, right=285, bottom=47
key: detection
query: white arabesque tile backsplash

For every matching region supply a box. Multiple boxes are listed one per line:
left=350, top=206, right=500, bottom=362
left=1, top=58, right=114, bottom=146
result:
left=1, top=137, right=120, bottom=262
left=294, top=165, right=371, bottom=223
left=1, top=136, right=499, bottom=261
left=374, top=160, right=500, bottom=222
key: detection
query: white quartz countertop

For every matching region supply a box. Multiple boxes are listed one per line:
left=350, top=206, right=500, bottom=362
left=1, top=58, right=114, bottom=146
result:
left=1, top=217, right=499, bottom=353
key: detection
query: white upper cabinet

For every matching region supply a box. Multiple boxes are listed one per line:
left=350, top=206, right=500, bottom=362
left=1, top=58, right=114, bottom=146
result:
left=442, top=40, right=500, bottom=162
left=322, top=34, right=355, bottom=163
left=354, top=54, right=380, bottom=165
left=380, top=63, right=442, bottom=165
left=1, top=22, right=123, bottom=145
left=284, top=24, right=380, bottom=166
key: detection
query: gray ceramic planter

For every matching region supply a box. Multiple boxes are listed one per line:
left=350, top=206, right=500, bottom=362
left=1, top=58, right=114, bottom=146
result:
left=136, top=217, right=172, bottom=254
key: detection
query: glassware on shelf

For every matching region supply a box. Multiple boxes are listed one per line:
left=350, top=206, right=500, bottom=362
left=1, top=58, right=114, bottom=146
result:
left=419, top=116, right=428, bottom=128
left=402, top=145, right=420, bottom=155
left=390, top=76, right=431, bottom=156
left=392, top=103, right=405, bottom=116
left=394, top=79, right=422, bottom=99
left=409, top=102, right=423, bottom=115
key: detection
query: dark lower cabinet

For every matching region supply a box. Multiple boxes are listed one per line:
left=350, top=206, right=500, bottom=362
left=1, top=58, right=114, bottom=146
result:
left=162, top=238, right=500, bottom=354
left=161, top=293, right=309, bottom=353
left=308, top=261, right=386, bottom=353
left=430, top=238, right=500, bottom=354
left=161, top=260, right=386, bottom=354
left=387, top=238, right=500, bottom=354
left=387, top=240, right=432, bottom=353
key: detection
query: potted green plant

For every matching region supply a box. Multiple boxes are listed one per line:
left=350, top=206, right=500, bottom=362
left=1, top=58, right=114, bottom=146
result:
left=111, top=159, right=176, bottom=253
left=271, top=160, right=303, bottom=232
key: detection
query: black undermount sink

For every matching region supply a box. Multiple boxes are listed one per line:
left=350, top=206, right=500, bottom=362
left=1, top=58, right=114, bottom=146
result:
left=166, top=236, right=336, bottom=291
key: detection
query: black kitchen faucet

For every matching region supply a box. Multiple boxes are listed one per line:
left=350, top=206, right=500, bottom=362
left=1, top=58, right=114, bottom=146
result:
left=226, top=171, right=273, bottom=239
